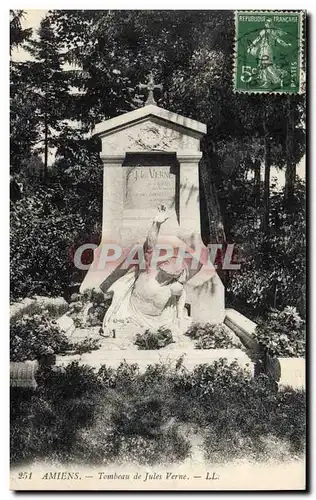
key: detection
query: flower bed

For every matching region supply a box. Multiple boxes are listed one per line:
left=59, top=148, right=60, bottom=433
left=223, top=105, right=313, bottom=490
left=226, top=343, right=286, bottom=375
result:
left=134, top=328, right=174, bottom=350
left=67, top=288, right=112, bottom=328
left=185, top=323, right=240, bottom=349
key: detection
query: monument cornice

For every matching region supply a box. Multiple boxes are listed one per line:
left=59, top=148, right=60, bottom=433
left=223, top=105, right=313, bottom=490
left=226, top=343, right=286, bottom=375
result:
left=100, top=154, right=126, bottom=164
left=177, top=152, right=203, bottom=162
left=100, top=152, right=203, bottom=163
left=94, top=104, right=207, bottom=137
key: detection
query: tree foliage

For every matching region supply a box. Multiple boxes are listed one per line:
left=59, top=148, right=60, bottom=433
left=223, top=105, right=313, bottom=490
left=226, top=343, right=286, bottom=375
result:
left=10, top=10, right=32, bottom=53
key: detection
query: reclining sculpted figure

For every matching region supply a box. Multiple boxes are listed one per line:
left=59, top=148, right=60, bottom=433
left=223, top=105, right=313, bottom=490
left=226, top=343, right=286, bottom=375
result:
left=101, top=204, right=201, bottom=337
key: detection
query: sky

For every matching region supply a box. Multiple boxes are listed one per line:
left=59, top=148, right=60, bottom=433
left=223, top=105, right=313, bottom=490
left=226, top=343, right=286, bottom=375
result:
left=11, top=9, right=48, bottom=62
left=11, top=9, right=306, bottom=183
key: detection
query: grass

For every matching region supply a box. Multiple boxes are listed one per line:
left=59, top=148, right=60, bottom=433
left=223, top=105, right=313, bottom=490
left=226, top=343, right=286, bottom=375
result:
left=11, top=359, right=305, bottom=466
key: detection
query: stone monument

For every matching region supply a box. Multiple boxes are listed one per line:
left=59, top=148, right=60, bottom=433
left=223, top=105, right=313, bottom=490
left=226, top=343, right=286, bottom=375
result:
left=80, top=75, right=225, bottom=329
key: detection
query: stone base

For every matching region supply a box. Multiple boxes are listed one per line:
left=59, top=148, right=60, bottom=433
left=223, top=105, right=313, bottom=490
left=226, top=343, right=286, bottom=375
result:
left=54, top=309, right=306, bottom=390
left=184, top=267, right=225, bottom=324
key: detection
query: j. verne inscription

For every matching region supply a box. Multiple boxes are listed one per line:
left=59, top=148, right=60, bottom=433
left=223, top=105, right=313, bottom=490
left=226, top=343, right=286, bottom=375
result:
left=124, top=166, right=176, bottom=210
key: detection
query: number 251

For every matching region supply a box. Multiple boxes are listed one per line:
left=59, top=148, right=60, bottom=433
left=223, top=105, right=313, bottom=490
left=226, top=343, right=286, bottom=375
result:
left=18, top=472, right=32, bottom=480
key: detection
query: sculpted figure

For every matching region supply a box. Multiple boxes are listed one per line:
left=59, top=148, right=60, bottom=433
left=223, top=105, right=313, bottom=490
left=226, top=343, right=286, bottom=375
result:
left=101, top=205, right=201, bottom=337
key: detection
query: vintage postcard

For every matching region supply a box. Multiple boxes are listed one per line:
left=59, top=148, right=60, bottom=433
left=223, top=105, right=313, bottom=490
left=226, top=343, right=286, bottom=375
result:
left=10, top=9, right=306, bottom=491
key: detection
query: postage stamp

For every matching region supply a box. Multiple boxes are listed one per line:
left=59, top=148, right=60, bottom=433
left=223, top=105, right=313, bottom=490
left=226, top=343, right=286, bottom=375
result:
left=234, top=11, right=305, bottom=93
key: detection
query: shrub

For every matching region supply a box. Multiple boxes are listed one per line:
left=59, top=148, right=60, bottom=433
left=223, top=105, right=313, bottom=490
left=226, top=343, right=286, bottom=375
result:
left=254, top=306, right=305, bottom=357
left=68, top=288, right=110, bottom=328
left=10, top=310, right=100, bottom=361
left=185, top=323, right=239, bottom=349
left=10, top=296, right=69, bottom=321
left=11, top=311, right=70, bottom=361
left=71, top=337, right=101, bottom=355
left=225, top=181, right=306, bottom=319
left=10, top=166, right=102, bottom=301
left=111, top=395, right=165, bottom=437
left=98, top=361, right=140, bottom=390
left=134, top=327, right=174, bottom=350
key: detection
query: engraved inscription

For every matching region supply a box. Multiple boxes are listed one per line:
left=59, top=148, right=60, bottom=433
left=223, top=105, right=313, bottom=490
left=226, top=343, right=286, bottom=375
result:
left=124, top=166, right=175, bottom=210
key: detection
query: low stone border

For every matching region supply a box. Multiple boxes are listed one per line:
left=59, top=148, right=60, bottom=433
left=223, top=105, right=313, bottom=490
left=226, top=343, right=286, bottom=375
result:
left=224, top=308, right=257, bottom=348
left=56, top=348, right=254, bottom=373
left=278, top=358, right=305, bottom=390
left=225, top=308, right=305, bottom=390
left=10, top=360, right=39, bottom=389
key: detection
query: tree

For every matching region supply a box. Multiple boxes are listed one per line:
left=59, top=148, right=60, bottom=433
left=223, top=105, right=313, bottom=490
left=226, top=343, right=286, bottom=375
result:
left=10, top=11, right=40, bottom=176
left=284, top=97, right=306, bottom=205
left=10, top=10, right=31, bottom=53
left=26, top=17, right=72, bottom=179
left=227, top=179, right=306, bottom=318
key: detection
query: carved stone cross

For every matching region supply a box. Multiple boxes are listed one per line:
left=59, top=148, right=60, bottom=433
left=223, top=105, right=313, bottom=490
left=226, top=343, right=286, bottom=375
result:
left=139, top=72, right=163, bottom=106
